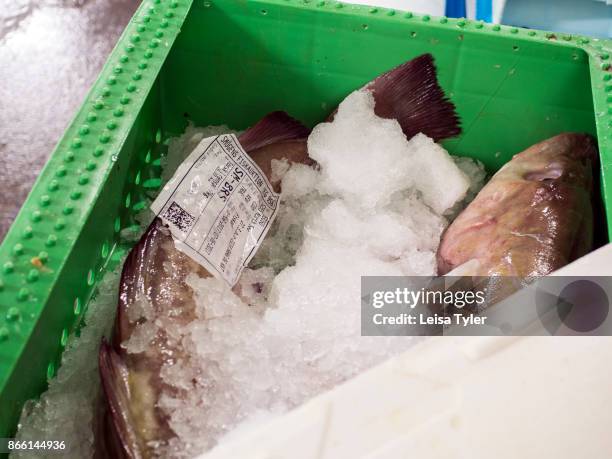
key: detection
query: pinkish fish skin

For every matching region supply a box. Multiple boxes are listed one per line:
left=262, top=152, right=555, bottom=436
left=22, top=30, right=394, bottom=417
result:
left=437, top=133, right=597, bottom=278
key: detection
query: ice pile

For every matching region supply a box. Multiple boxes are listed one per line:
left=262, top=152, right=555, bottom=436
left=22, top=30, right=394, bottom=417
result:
left=143, top=90, right=486, bottom=457
left=308, top=91, right=471, bottom=214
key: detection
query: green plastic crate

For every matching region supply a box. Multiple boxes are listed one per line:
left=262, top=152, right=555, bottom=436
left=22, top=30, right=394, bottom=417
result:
left=0, top=0, right=611, bottom=439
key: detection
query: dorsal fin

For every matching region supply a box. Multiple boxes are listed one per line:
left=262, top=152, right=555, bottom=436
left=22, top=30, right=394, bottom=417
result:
left=238, top=111, right=310, bottom=153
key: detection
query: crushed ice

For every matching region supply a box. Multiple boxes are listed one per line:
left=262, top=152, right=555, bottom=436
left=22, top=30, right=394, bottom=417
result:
left=130, top=90, right=486, bottom=457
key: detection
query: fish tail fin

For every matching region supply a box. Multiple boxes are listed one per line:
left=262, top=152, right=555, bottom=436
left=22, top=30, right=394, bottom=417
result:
left=368, top=53, right=461, bottom=142
left=96, top=339, right=140, bottom=459
left=238, top=111, right=311, bottom=153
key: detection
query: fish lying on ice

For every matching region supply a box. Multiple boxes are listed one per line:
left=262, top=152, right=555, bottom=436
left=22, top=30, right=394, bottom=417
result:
left=96, top=53, right=462, bottom=458
left=437, top=133, right=597, bottom=282
left=95, top=111, right=310, bottom=459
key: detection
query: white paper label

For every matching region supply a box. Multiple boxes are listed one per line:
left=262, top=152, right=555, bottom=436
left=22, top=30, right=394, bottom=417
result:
left=150, top=134, right=279, bottom=286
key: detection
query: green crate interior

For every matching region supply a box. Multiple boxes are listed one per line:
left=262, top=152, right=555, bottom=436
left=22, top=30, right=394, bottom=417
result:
left=1, top=0, right=611, bottom=438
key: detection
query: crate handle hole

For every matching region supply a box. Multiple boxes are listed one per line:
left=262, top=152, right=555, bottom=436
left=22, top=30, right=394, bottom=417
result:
left=60, top=328, right=69, bottom=347
left=87, top=269, right=95, bottom=286
left=47, top=362, right=55, bottom=380
left=101, top=242, right=110, bottom=259
left=73, top=297, right=82, bottom=315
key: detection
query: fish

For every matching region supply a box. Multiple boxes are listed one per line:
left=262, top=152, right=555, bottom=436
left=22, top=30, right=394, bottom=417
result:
left=95, top=111, right=310, bottom=459
left=437, top=133, right=597, bottom=283
left=96, top=53, right=462, bottom=458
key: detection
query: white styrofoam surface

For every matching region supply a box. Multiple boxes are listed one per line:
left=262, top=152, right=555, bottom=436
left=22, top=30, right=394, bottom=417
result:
left=202, top=337, right=612, bottom=458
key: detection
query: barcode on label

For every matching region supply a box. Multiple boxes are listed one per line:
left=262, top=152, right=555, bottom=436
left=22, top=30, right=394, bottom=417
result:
left=150, top=134, right=280, bottom=286
left=163, top=201, right=195, bottom=232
